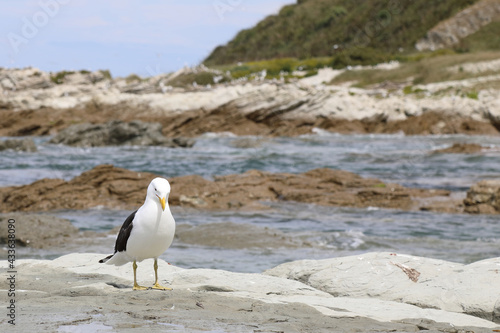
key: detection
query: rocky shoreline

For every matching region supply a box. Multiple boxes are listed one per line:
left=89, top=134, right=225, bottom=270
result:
left=3, top=104, right=498, bottom=138
left=1, top=163, right=499, bottom=266
left=1, top=67, right=500, bottom=138
left=2, top=65, right=500, bottom=332
left=1, top=163, right=499, bottom=214
left=0, top=164, right=462, bottom=213
left=0, top=253, right=498, bottom=331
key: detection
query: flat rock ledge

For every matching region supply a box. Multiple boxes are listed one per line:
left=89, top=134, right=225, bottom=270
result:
left=0, top=164, right=458, bottom=213
left=265, top=252, right=500, bottom=325
left=1, top=253, right=498, bottom=332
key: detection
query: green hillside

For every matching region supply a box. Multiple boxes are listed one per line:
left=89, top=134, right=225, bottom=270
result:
left=204, top=0, right=479, bottom=66
left=458, top=20, right=500, bottom=52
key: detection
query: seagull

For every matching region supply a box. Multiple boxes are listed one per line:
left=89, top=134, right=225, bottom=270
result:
left=99, top=177, right=176, bottom=290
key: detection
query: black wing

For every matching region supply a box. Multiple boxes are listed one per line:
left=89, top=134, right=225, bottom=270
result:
left=114, top=210, right=137, bottom=253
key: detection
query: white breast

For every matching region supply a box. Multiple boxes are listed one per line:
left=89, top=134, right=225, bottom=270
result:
left=125, top=199, right=176, bottom=262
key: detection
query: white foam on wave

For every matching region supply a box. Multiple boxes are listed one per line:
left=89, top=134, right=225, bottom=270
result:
left=200, top=131, right=237, bottom=138
left=311, top=127, right=334, bottom=136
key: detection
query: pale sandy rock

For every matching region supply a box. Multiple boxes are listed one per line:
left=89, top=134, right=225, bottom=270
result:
left=1, top=253, right=498, bottom=331
left=484, top=98, right=500, bottom=125
left=415, top=74, right=500, bottom=94
left=60, top=71, right=106, bottom=85
left=0, top=67, right=53, bottom=91
left=299, top=68, right=344, bottom=86
left=372, top=61, right=401, bottom=70
left=265, top=252, right=500, bottom=323
left=449, top=58, right=500, bottom=74
left=2, top=67, right=500, bottom=132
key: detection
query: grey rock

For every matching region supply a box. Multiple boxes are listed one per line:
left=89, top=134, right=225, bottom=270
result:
left=4, top=253, right=499, bottom=332
left=264, top=252, right=500, bottom=325
left=49, top=120, right=194, bottom=148
left=171, top=136, right=196, bottom=148
left=0, top=138, right=37, bottom=152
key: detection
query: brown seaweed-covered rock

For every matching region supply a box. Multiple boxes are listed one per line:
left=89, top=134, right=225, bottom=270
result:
left=0, top=165, right=157, bottom=212
left=433, top=143, right=484, bottom=154
left=464, top=180, right=500, bottom=214
left=0, top=164, right=454, bottom=213
left=171, top=168, right=451, bottom=211
left=1, top=104, right=499, bottom=139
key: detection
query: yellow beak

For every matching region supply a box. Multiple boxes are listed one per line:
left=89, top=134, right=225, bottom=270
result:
left=160, top=196, right=166, bottom=211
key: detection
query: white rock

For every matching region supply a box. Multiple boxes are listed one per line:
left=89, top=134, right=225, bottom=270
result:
left=1, top=67, right=500, bottom=128
left=3, top=253, right=499, bottom=329
left=265, top=252, right=500, bottom=323
left=448, top=58, right=500, bottom=74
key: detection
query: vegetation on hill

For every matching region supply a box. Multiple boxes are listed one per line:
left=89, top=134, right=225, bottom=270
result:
left=457, top=20, right=500, bottom=53
left=330, top=50, right=500, bottom=87
left=204, top=0, right=479, bottom=66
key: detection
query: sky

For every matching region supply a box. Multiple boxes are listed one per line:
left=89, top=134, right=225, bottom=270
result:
left=0, top=0, right=293, bottom=77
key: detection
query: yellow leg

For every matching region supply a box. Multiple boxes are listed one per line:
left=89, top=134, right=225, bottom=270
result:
left=132, top=261, right=148, bottom=290
left=151, top=258, right=172, bottom=290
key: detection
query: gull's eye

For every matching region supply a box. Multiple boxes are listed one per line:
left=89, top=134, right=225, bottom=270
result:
left=154, top=187, right=157, bottom=191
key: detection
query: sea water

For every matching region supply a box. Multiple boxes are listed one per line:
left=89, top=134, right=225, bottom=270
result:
left=2, top=132, right=500, bottom=272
